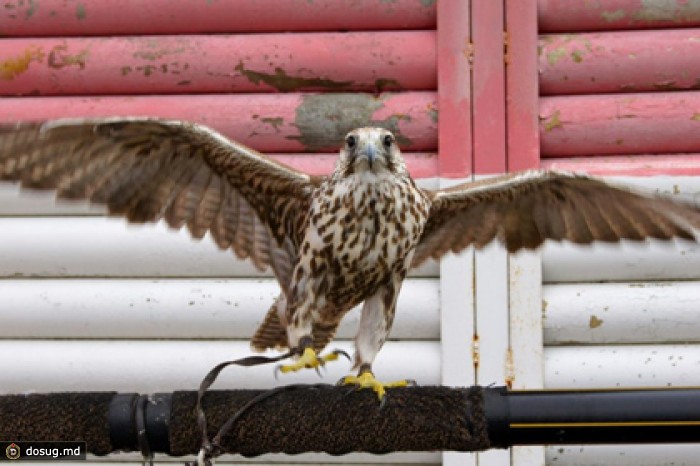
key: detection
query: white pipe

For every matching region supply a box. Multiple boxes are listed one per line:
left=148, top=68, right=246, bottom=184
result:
left=0, top=278, right=439, bottom=340
left=0, top=217, right=438, bottom=278
left=545, top=344, right=700, bottom=389
left=544, top=282, right=700, bottom=345
left=0, top=340, right=440, bottom=394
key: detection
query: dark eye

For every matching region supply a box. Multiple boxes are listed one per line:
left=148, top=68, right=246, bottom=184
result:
left=382, top=134, right=393, bottom=148
left=346, top=135, right=357, bottom=149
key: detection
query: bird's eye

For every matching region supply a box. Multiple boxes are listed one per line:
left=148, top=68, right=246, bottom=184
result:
left=346, top=135, right=357, bottom=149
left=382, top=134, right=393, bottom=148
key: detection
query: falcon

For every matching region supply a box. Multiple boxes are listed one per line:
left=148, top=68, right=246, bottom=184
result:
left=2, top=118, right=700, bottom=400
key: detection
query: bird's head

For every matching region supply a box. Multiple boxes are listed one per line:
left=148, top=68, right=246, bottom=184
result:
left=335, top=127, right=408, bottom=178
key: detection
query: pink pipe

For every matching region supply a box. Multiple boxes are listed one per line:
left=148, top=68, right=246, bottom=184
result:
left=540, top=92, right=700, bottom=158
left=437, top=0, right=472, bottom=178
left=1, top=0, right=436, bottom=36
left=273, top=153, right=438, bottom=178
left=539, top=0, right=700, bottom=32
left=0, top=92, right=438, bottom=153
left=506, top=0, right=540, bottom=171
left=540, top=29, right=700, bottom=95
left=542, top=154, right=700, bottom=177
left=0, top=32, right=436, bottom=96
left=472, top=0, right=506, bottom=174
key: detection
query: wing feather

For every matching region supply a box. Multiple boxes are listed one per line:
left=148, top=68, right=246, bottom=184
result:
left=414, top=170, right=700, bottom=265
left=0, top=118, right=319, bottom=280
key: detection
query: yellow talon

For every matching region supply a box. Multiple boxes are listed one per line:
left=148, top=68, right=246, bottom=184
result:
left=276, top=347, right=348, bottom=375
left=339, top=371, right=413, bottom=401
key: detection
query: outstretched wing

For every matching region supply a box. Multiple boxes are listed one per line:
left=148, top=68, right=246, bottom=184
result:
left=412, top=170, right=700, bottom=266
left=0, top=118, right=319, bottom=282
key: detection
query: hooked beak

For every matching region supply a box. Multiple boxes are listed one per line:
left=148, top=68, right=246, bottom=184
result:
left=361, top=143, right=377, bottom=169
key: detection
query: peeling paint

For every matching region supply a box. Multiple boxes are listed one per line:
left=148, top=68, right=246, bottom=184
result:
left=653, top=80, right=679, bottom=91
left=542, top=110, right=563, bottom=132
left=589, top=315, right=604, bottom=328
left=121, top=61, right=189, bottom=78
left=692, top=112, right=700, bottom=121
left=25, top=0, right=38, bottom=19
left=570, top=49, right=584, bottom=63
left=427, top=103, right=438, bottom=124
left=632, top=0, right=700, bottom=23
left=546, top=48, right=567, bottom=66
left=374, top=78, right=402, bottom=92
left=235, top=63, right=354, bottom=92
left=601, top=8, right=626, bottom=22
left=419, top=0, right=436, bottom=7
left=76, top=3, right=86, bottom=20
left=0, top=46, right=44, bottom=80
left=133, top=45, right=187, bottom=61
left=47, top=45, right=89, bottom=70
left=261, top=117, right=284, bottom=133
left=289, top=94, right=412, bottom=151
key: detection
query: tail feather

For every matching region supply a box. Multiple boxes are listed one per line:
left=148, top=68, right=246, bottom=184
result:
left=250, top=296, right=340, bottom=353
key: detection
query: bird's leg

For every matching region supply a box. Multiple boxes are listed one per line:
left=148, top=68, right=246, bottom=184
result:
left=275, top=336, right=349, bottom=376
left=337, top=284, right=415, bottom=403
left=339, top=364, right=415, bottom=403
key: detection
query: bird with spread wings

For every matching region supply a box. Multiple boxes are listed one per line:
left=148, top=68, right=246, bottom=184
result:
left=2, top=118, right=700, bottom=400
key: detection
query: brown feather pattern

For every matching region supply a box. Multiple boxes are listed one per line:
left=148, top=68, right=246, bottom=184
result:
left=413, top=171, right=700, bottom=265
left=4, top=120, right=700, bottom=358
left=0, top=119, right=318, bottom=276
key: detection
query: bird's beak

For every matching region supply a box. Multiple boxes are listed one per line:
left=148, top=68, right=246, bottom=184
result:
left=363, top=143, right=377, bottom=169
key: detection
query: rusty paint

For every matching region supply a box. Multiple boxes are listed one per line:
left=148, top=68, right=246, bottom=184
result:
left=76, top=3, right=86, bottom=20
left=504, top=347, right=515, bottom=389
left=472, top=333, right=480, bottom=369
left=374, top=77, right=402, bottom=92
left=47, top=45, right=89, bottom=70
left=419, top=0, right=436, bottom=7
left=589, top=315, right=604, bottom=329
left=542, top=109, right=562, bottom=131
left=0, top=46, right=44, bottom=80
left=234, top=63, right=354, bottom=92
left=692, top=112, right=700, bottom=121
left=289, top=93, right=412, bottom=151
left=570, top=49, right=584, bottom=63
left=601, top=9, right=626, bottom=22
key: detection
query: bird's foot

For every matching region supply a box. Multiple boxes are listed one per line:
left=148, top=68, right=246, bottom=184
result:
left=275, top=347, right=350, bottom=377
left=338, top=370, right=416, bottom=404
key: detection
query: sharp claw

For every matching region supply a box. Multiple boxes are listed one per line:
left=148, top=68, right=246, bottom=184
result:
left=379, top=395, right=388, bottom=410
left=333, top=349, right=351, bottom=361
left=273, top=365, right=283, bottom=380
left=315, top=366, right=322, bottom=378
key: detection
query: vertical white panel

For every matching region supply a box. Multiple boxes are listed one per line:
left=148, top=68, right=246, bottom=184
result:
left=440, top=177, right=478, bottom=466
left=509, top=251, right=545, bottom=466
left=476, top=243, right=511, bottom=466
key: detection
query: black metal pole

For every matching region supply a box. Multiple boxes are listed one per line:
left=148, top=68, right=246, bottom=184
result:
left=485, top=386, right=700, bottom=446
left=1, top=385, right=699, bottom=458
